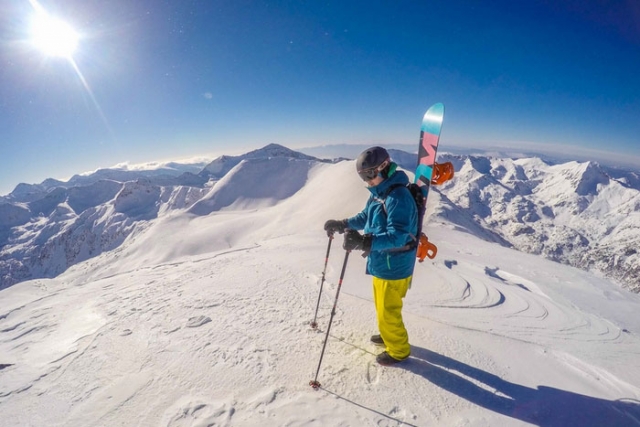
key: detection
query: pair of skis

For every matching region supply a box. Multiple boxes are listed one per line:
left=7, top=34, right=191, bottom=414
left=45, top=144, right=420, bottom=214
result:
left=309, top=103, right=450, bottom=389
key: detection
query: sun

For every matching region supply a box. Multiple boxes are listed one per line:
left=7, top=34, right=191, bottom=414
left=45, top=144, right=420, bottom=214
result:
left=30, top=12, right=79, bottom=58
left=24, top=1, right=113, bottom=135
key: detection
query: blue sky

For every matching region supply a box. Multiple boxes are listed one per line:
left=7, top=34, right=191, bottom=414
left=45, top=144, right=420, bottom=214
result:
left=1, top=0, right=640, bottom=195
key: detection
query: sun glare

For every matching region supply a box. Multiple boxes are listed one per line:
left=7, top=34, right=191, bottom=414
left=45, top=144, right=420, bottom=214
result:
left=30, top=13, right=79, bottom=58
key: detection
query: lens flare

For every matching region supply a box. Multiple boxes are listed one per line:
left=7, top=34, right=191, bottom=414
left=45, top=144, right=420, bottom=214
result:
left=30, top=13, right=79, bottom=58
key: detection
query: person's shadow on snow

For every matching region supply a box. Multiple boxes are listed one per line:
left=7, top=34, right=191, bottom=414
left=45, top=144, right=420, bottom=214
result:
left=405, top=346, right=640, bottom=427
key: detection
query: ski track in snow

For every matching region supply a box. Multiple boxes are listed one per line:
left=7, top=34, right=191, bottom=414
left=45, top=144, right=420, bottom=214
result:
left=418, top=259, right=622, bottom=346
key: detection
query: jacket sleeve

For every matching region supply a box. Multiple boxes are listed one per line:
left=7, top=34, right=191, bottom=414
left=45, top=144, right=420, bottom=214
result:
left=370, top=189, right=417, bottom=252
left=345, top=197, right=371, bottom=230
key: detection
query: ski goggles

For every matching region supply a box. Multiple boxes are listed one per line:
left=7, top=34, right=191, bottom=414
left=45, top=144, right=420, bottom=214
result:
left=357, top=159, right=390, bottom=181
left=357, top=166, right=380, bottom=181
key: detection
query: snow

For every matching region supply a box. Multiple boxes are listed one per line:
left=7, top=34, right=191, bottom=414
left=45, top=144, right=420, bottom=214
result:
left=2, top=154, right=640, bottom=426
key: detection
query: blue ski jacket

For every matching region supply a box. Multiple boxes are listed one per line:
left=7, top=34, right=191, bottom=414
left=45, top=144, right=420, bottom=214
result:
left=345, top=168, right=418, bottom=280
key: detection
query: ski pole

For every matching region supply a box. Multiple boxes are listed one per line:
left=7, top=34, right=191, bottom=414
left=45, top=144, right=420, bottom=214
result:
left=310, top=234, right=333, bottom=329
left=309, top=249, right=350, bottom=389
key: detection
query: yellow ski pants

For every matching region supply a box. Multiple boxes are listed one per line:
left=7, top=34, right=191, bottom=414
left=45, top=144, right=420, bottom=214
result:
left=373, top=276, right=411, bottom=360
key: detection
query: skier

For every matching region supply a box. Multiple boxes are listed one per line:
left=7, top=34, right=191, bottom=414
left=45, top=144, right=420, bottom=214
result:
left=324, top=146, right=418, bottom=365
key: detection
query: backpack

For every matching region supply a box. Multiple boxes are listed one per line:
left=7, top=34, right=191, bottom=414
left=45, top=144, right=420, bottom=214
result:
left=378, top=183, right=437, bottom=262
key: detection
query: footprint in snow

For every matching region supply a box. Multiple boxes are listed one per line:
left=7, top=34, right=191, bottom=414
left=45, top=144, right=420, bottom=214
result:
left=186, top=315, right=212, bottom=328
left=365, top=362, right=381, bottom=385
left=164, top=399, right=235, bottom=427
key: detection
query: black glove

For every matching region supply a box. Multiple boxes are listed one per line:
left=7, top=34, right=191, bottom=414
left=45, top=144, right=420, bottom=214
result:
left=343, top=229, right=372, bottom=252
left=324, top=219, right=347, bottom=236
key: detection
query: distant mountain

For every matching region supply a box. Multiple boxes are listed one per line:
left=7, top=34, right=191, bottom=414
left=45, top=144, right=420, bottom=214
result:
left=191, top=156, right=318, bottom=216
left=0, top=144, right=329, bottom=289
left=199, top=143, right=329, bottom=180
left=430, top=154, right=640, bottom=293
left=1, top=163, right=209, bottom=205
left=1, top=144, right=639, bottom=294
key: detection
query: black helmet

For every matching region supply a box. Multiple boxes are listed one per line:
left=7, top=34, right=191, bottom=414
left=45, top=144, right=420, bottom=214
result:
left=356, top=146, right=390, bottom=181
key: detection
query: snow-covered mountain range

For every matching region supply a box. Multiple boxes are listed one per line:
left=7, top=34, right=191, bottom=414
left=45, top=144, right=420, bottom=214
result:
left=428, top=154, right=640, bottom=294
left=1, top=144, right=639, bottom=295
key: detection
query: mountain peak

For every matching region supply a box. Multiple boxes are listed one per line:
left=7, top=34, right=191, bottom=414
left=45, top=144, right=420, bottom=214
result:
left=244, top=143, right=317, bottom=160
left=573, top=161, right=610, bottom=196
left=200, top=144, right=320, bottom=179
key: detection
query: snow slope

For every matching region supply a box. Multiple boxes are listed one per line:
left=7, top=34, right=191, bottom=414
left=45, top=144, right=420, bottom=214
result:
left=1, top=159, right=640, bottom=426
